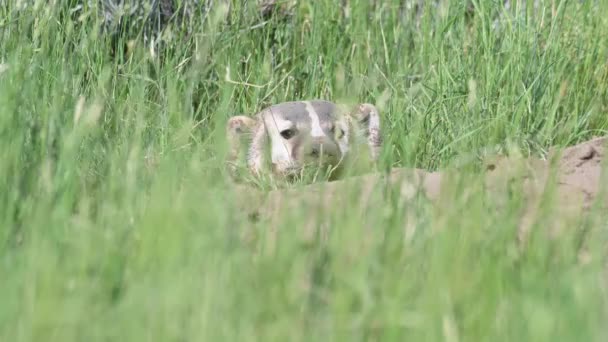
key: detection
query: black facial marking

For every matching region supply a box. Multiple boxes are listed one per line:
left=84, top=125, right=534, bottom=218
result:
left=359, top=113, right=370, bottom=125
left=335, top=127, right=344, bottom=139
left=291, top=138, right=301, bottom=161
left=329, top=124, right=344, bottom=139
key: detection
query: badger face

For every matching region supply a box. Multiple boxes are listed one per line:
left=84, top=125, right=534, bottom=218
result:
left=227, top=99, right=382, bottom=184
left=261, top=100, right=351, bottom=178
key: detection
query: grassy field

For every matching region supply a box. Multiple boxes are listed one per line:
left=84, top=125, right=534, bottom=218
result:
left=1, top=0, right=608, bottom=341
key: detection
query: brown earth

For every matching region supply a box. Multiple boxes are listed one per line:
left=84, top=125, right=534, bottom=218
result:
left=234, top=136, right=608, bottom=239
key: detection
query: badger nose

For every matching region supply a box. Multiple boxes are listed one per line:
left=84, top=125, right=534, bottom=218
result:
left=308, top=141, right=338, bottom=159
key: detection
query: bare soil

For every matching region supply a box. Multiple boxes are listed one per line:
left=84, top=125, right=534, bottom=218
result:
left=235, top=136, right=608, bottom=232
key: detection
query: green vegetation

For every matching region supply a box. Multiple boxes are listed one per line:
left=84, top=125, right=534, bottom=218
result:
left=1, top=1, right=607, bottom=340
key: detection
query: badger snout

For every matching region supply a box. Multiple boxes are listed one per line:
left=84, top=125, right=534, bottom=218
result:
left=309, top=145, right=321, bottom=157
left=305, top=138, right=341, bottom=162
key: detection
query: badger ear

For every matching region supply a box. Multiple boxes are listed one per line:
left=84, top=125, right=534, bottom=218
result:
left=227, top=115, right=257, bottom=136
left=246, top=114, right=269, bottom=177
left=226, top=115, right=259, bottom=177
left=350, top=103, right=382, bottom=161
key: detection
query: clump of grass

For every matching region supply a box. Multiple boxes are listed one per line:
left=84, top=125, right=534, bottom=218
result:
left=1, top=0, right=607, bottom=341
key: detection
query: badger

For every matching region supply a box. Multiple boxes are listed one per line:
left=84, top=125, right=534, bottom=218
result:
left=226, top=100, right=382, bottom=183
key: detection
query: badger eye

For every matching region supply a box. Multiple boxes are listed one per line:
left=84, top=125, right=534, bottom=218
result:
left=280, top=128, right=296, bottom=140
left=332, top=126, right=345, bottom=139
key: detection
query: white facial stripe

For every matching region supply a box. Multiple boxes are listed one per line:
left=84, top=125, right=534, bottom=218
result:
left=304, top=101, right=325, bottom=138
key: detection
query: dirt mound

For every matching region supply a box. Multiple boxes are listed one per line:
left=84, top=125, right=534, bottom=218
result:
left=484, top=135, right=606, bottom=211
left=236, top=136, right=608, bottom=229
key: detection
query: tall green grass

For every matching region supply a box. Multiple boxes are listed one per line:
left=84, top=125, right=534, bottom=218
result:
left=1, top=0, right=607, bottom=341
